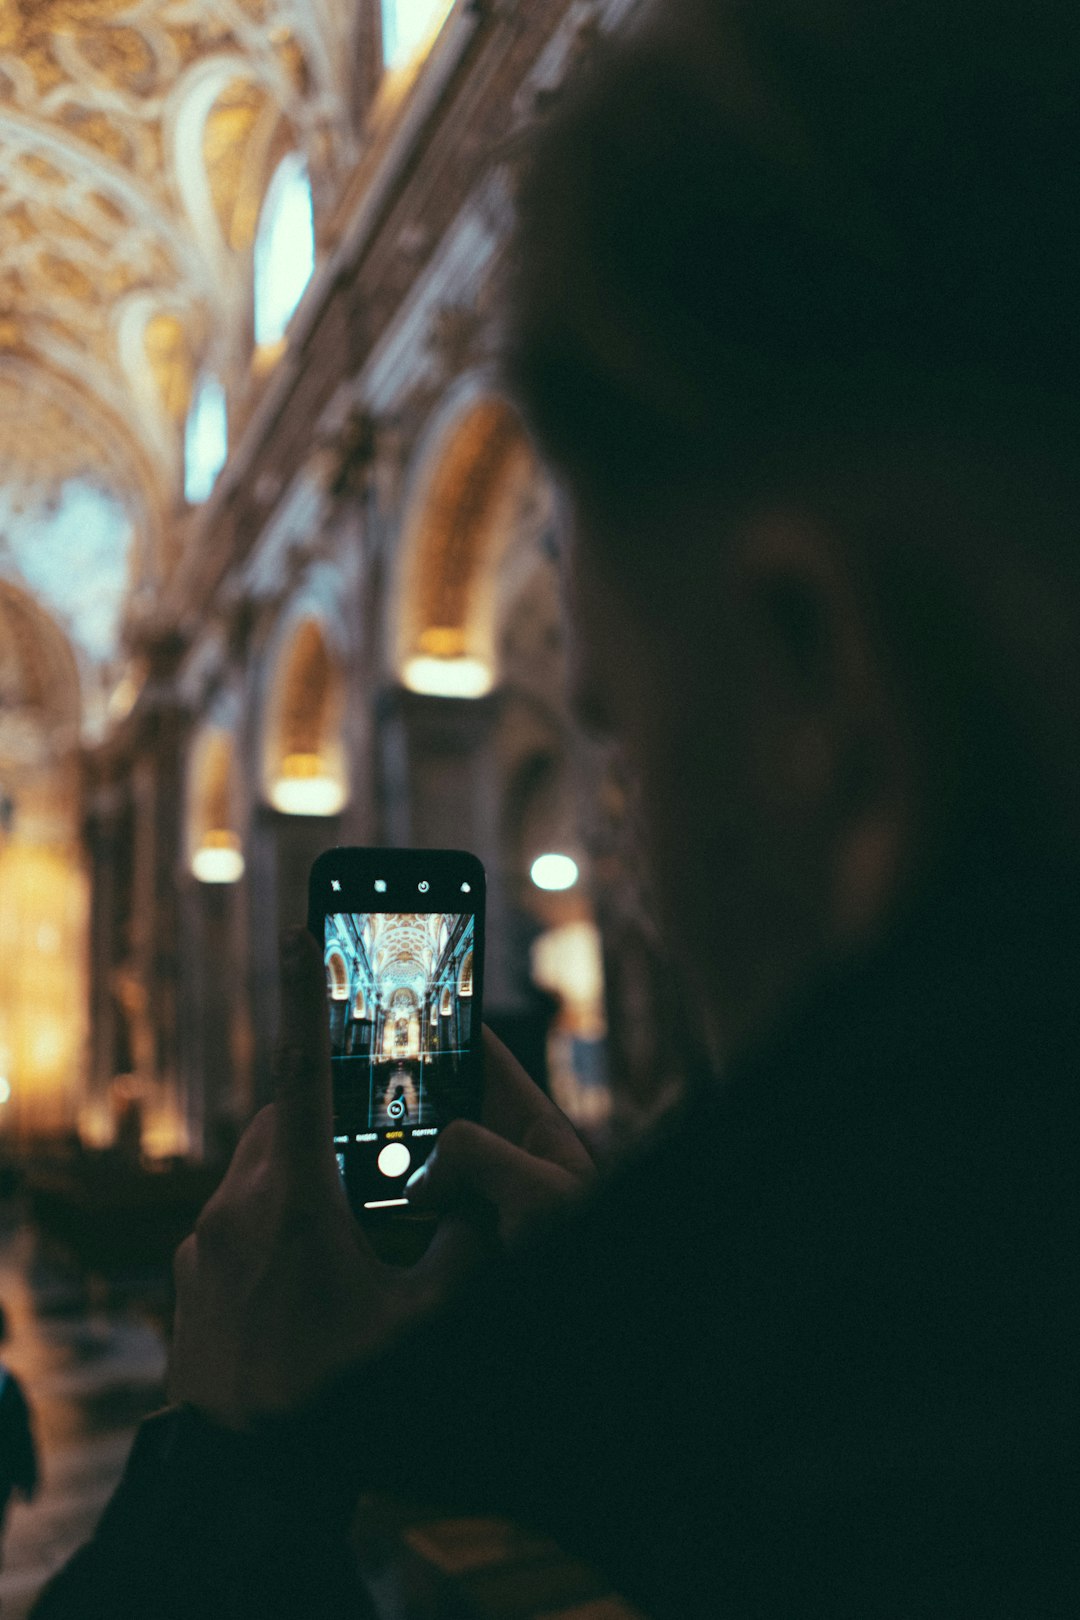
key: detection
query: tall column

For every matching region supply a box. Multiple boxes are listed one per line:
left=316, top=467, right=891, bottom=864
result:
left=83, top=777, right=133, bottom=1118
left=118, top=645, right=190, bottom=1152
left=246, top=805, right=343, bottom=1109
left=376, top=686, right=516, bottom=1010
left=178, top=874, right=247, bottom=1161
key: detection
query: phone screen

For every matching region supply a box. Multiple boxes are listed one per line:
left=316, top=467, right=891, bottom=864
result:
left=309, top=849, right=484, bottom=1215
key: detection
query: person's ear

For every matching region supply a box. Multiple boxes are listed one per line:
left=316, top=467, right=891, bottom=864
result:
left=731, top=511, right=918, bottom=939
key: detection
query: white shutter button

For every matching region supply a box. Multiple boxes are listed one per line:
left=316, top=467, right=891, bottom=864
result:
left=377, top=1142, right=411, bottom=1178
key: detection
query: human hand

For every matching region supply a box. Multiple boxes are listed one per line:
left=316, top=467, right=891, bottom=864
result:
left=405, top=1026, right=596, bottom=1244
left=168, top=928, right=473, bottom=1431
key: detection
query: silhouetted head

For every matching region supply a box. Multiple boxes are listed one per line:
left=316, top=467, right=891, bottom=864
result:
left=507, top=0, right=1080, bottom=1057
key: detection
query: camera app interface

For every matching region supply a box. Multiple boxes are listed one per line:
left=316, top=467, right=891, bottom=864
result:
left=325, top=911, right=477, bottom=1210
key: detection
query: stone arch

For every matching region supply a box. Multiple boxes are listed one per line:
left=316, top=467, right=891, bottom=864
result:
left=261, top=610, right=348, bottom=815
left=393, top=392, right=539, bottom=698
left=458, top=949, right=474, bottom=998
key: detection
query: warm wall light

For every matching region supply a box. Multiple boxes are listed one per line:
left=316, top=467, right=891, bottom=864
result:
left=530, top=853, right=580, bottom=892
left=0, top=1075, right=10, bottom=1105
left=401, top=656, right=493, bottom=699
left=142, top=1106, right=190, bottom=1161
left=269, top=752, right=346, bottom=816
left=192, top=829, right=245, bottom=884
left=77, top=1100, right=114, bottom=1149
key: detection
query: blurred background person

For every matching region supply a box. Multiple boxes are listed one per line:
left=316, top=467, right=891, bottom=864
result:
left=0, top=1303, right=39, bottom=1570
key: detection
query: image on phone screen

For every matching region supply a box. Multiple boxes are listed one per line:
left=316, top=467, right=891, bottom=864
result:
left=313, top=850, right=484, bottom=1213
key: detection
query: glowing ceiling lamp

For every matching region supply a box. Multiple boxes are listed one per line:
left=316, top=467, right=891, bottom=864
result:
left=269, top=753, right=347, bottom=816
left=192, top=829, right=245, bottom=884
left=530, top=853, right=580, bottom=892
left=401, top=656, right=493, bottom=699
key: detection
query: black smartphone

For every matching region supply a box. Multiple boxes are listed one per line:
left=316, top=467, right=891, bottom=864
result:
left=308, top=846, right=485, bottom=1218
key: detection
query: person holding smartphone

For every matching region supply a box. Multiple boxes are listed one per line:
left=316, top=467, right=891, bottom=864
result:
left=33, top=1, right=1080, bottom=1615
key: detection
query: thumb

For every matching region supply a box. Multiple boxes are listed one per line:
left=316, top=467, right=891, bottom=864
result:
left=272, top=926, right=334, bottom=1183
left=406, top=1119, right=582, bottom=1242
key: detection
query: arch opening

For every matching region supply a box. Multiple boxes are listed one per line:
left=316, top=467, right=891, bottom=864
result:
left=186, top=726, right=244, bottom=884
left=326, top=950, right=349, bottom=1001
left=396, top=396, right=537, bottom=700
left=263, top=616, right=348, bottom=816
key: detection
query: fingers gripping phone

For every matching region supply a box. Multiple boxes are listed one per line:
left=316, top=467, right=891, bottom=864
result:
left=308, top=847, right=485, bottom=1219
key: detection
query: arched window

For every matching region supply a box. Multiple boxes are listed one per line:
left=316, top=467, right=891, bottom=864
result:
left=253, top=153, right=315, bottom=348
left=184, top=374, right=227, bottom=503
left=352, top=989, right=367, bottom=1021
left=440, top=986, right=452, bottom=1017
left=326, top=951, right=349, bottom=1001
left=458, top=950, right=473, bottom=998
left=381, top=0, right=450, bottom=69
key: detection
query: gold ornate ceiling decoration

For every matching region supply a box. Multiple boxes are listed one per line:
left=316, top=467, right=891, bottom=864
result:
left=0, top=0, right=358, bottom=664
left=370, top=913, right=445, bottom=993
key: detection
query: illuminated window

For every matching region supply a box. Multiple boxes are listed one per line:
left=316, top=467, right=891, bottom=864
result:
left=381, top=0, right=451, bottom=68
left=253, top=153, right=315, bottom=347
left=184, top=374, right=227, bottom=503
left=440, top=986, right=452, bottom=1017
left=352, top=989, right=367, bottom=1021
left=458, top=950, right=473, bottom=997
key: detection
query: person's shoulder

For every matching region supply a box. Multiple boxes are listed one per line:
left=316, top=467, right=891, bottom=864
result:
left=525, top=1079, right=730, bottom=1298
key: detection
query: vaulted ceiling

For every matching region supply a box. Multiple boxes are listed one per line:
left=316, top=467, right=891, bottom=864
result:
left=0, top=0, right=359, bottom=705
left=369, top=913, right=448, bottom=1004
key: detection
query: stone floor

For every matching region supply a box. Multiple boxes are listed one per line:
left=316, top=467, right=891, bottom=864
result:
left=0, top=1217, right=167, bottom=1618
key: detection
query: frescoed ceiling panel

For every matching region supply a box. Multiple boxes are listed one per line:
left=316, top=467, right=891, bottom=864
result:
left=0, top=0, right=358, bottom=694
